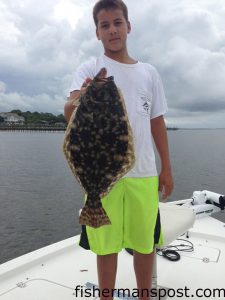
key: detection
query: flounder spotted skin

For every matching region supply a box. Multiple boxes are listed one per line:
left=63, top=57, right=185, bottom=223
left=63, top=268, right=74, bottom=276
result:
left=63, top=68, right=135, bottom=228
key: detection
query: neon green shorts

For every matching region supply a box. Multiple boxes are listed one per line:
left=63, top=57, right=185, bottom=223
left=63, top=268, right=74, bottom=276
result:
left=79, top=177, right=164, bottom=255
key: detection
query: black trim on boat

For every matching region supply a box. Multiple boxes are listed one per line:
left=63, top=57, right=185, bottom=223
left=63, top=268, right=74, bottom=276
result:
left=206, top=199, right=225, bottom=210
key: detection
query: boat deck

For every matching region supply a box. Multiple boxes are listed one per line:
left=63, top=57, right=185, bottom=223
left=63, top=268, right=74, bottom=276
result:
left=0, top=215, right=225, bottom=299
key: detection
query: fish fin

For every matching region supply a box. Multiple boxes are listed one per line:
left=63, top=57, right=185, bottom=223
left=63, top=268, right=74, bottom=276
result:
left=79, top=207, right=111, bottom=228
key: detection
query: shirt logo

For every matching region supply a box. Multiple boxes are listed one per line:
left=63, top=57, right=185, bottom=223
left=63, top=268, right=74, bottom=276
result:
left=137, top=92, right=152, bottom=116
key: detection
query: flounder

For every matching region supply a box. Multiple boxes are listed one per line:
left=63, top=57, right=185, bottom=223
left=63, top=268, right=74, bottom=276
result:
left=63, top=68, right=135, bottom=228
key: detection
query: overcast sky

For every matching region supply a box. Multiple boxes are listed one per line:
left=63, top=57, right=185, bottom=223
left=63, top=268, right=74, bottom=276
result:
left=0, top=0, right=225, bottom=128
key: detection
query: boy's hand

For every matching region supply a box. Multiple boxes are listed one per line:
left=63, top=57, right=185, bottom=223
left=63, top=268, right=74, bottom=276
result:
left=80, top=77, right=92, bottom=94
left=66, top=70, right=107, bottom=122
left=65, top=77, right=92, bottom=122
left=158, top=169, right=174, bottom=201
left=70, top=77, right=93, bottom=107
left=80, top=69, right=107, bottom=94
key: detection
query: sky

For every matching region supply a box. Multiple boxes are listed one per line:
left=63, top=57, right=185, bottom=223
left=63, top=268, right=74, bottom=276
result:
left=0, top=0, right=225, bottom=128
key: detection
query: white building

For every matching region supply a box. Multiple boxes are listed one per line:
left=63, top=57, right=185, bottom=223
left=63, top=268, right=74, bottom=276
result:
left=0, top=113, right=25, bottom=124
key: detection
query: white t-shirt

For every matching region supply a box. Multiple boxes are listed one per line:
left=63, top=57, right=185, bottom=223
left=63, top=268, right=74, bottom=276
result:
left=69, top=54, right=168, bottom=177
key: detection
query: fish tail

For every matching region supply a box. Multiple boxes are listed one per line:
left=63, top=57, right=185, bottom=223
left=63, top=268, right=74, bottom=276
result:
left=79, top=206, right=111, bottom=228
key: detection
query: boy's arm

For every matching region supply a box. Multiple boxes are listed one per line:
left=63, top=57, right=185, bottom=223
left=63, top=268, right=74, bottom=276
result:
left=64, top=78, right=92, bottom=122
left=64, top=69, right=107, bottom=122
left=64, top=90, right=81, bottom=122
left=151, top=115, right=174, bottom=200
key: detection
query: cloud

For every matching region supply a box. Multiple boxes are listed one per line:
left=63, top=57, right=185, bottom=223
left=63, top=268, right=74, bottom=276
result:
left=0, top=81, right=7, bottom=93
left=0, top=0, right=225, bottom=127
left=0, top=91, right=65, bottom=115
left=127, top=0, right=225, bottom=127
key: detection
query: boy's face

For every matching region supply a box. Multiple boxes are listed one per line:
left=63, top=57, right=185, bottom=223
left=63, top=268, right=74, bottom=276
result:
left=96, top=9, right=131, bottom=56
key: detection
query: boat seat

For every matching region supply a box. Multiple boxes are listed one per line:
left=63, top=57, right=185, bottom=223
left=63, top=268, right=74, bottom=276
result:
left=158, top=202, right=196, bottom=247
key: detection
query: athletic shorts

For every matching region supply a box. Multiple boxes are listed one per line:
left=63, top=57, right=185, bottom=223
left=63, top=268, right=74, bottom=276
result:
left=79, top=177, right=164, bottom=255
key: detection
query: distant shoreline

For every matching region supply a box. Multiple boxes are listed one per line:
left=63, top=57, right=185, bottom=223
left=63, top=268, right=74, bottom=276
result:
left=0, top=125, right=179, bottom=132
left=0, top=125, right=224, bottom=132
left=0, top=125, right=66, bottom=132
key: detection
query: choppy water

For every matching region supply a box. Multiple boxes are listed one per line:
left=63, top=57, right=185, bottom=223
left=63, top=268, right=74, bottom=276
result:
left=0, top=130, right=225, bottom=264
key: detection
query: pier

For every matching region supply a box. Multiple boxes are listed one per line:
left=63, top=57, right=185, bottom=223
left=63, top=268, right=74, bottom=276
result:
left=0, top=125, right=66, bottom=132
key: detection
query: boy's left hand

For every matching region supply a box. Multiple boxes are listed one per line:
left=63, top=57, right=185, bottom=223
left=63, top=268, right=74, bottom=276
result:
left=158, top=169, right=174, bottom=201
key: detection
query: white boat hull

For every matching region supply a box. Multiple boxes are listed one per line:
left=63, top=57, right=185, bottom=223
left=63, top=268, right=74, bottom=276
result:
left=0, top=198, right=225, bottom=299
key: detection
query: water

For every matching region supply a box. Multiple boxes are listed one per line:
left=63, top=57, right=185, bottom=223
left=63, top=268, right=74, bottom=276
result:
left=0, top=130, right=225, bottom=264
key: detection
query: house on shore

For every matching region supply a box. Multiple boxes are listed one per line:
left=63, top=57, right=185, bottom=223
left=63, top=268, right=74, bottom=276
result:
left=0, top=113, right=25, bottom=124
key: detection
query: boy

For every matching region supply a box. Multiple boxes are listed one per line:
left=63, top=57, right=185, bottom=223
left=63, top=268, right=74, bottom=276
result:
left=64, top=0, right=173, bottom=299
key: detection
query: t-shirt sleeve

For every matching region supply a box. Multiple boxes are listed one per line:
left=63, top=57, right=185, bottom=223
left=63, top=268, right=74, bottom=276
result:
left=69, top=58, right=96, bottom=93
left=150, top=68, right=168, bottom=119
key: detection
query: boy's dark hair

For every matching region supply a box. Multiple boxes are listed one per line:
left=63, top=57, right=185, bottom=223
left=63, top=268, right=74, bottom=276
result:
left=93, top=0, right=128, bottom=27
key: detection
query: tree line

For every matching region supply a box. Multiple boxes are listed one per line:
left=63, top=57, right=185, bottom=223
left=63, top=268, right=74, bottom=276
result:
left=5, top=110, right=66, bottom=125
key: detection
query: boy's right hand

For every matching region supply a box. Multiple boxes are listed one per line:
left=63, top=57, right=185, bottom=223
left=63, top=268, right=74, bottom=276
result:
left=80, top=68, right=107, bottom=94
left=69, top=77, right=92, bottom=106
left=80, top=77, right=93, bottom=94
left=80, top=68, right=107, bottom=93
left=64, top=78, right=92, bottom=122
left=65, top=71, right=107, bottom=122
